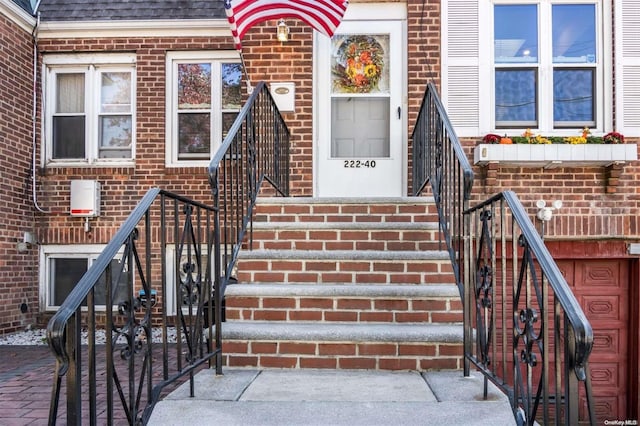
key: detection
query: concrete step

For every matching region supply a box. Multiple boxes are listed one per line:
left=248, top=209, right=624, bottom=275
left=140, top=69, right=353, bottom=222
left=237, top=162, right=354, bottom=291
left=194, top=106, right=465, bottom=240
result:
left=219, top=321, right=463, bottom=370
left=225, top=283, right=463, bottom=323
left=236, top=249, right=455, bottom=285
left=150, top=369, right=516, bottom=426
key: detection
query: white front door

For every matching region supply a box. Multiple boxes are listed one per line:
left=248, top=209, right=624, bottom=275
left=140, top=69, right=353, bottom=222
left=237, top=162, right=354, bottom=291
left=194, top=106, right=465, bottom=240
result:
left=314, top=14, right=406, bottom=197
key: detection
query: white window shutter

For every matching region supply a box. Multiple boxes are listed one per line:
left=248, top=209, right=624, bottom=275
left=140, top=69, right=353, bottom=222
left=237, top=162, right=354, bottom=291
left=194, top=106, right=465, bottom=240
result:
left=442, top=0, right=482, bottom=137
left=616, top=0, right=640, bottom=136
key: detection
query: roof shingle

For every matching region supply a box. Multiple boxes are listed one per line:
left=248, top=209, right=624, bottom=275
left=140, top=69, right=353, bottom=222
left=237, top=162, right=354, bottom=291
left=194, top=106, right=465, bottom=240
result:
left=37, top=0, right=226, bottom=22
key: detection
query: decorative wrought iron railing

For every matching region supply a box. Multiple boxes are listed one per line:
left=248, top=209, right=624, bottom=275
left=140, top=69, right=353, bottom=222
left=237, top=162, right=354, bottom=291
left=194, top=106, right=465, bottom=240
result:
left=46, top=81, right=289, bottom=425
left=412, top=83, right=595, bottom=425
left=411, top=82, right=474, bottom=296
left=208, top=81, right=290, bottom=298
left=47, top=189, right=221, bottom=425
left=464, top=192, right=595, bottom=425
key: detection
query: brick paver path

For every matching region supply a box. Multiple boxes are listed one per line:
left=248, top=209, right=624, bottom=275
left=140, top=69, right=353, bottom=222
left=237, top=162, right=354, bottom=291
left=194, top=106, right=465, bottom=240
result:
left=0, top=346, right=55, bottom=425
left=0, top=345, right=209, bottom=425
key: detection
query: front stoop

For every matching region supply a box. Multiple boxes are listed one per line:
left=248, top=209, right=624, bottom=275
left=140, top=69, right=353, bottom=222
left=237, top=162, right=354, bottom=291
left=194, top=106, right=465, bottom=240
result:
left=150, top=369, right=516, bottom=425
left=224, top=197, right=463, bottom=370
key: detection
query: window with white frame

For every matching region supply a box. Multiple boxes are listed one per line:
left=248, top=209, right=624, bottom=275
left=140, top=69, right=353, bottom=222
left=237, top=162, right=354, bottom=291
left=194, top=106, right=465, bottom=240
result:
left=493, top=2, right=599, bottom=130
left=166, top=52, right=243, bottom=166
left=44, top=54, right=136, bottom=165
left=442, top=0, right=613, bottom=137
left=40, top=245, right=129, bottom=311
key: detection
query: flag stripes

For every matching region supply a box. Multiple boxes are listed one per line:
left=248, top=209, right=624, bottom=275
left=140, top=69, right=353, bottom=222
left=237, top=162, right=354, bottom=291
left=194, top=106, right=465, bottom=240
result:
left=225, top=0, right=348, bottom=50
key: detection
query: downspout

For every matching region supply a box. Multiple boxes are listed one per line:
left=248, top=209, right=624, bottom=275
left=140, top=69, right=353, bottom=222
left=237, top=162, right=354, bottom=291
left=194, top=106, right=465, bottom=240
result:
left=31, top=10, right=47, bottom=213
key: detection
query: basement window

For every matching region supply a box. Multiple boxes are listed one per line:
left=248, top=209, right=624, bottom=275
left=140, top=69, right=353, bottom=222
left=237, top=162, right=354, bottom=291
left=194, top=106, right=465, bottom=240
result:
left=40, top=245, right=129, bottom=311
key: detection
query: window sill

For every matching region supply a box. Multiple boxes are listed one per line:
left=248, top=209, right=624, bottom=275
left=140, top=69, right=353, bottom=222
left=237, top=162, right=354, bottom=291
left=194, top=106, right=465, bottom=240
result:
left=474, top=144, right=638, bottom=168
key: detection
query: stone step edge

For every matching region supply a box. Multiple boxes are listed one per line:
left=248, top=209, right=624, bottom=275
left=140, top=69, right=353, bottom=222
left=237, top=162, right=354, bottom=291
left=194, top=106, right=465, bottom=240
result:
left=256, top=196, right=436, bottom=205
left=220, top=321, right=463, bottom=343
left=251, top=221, right=440, bottom=231
left=225, top=283, right=460, bottom=298
left=237, top=249, right=450, bottom=261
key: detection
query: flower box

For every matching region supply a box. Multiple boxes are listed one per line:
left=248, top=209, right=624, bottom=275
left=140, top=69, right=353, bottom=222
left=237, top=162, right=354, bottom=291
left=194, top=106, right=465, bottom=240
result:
left=474, top=144, right=638, bottom=168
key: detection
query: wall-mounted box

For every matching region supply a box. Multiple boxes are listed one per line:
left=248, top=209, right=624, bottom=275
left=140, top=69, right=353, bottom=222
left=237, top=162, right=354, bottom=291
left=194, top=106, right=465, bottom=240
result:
left=70, top=180, right=101, bottom=217
left=269, top=82, right=295, bottom=112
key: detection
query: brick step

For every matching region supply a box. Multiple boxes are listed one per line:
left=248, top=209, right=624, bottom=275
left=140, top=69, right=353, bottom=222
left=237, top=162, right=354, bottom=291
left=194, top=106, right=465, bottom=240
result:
left=236, top=249, right=455, bottom=285
left=253, top=197, right=439, bottom=224
left=250, top=221, right=443, bottom=251
left=220, top=321, right=464, bottom=370
left=225, top=283, right=462, bottom=323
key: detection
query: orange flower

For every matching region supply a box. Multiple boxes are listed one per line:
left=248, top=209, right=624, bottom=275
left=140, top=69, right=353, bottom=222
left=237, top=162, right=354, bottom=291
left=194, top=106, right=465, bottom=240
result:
left=354, top=74, right=367, bottom=86
left=359, top=51, right=372, bottom=63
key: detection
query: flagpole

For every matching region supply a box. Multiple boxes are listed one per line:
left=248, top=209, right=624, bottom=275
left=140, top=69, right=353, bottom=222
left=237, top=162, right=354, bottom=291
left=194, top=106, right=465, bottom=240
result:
left=239, top=50, right=253, bottom=94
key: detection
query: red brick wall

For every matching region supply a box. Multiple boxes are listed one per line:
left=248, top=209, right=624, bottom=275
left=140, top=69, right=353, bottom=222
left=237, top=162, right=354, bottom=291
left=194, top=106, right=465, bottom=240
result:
left=465, top=144, right=640, bottom=240
left=0, top=14, right=39, bottom=334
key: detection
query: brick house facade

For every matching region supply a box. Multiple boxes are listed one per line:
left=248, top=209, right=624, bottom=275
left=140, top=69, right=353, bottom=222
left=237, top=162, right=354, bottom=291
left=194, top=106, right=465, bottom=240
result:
left=0, top=1, right=39, bottom=334
left=1, top=0, right=638, bottom=417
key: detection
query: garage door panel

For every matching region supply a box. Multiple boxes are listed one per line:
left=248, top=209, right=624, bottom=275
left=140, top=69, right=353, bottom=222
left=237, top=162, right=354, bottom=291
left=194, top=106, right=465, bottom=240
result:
left=571, top=259, right=629, bottom=422
left=583, top=295, right=625, bottom=321
left=577, top=261, right=627, bottom=289
left=592, top=329, right=623, bottom=358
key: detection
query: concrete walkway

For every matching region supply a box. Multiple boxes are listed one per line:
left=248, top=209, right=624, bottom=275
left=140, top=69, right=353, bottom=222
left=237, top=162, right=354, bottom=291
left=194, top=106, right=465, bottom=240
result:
left=150, top=369, right=516, bottom=426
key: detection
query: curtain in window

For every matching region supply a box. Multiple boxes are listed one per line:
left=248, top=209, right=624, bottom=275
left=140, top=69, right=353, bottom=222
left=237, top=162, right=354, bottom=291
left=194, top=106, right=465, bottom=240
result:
left=56, top=74, right=84, bottom=113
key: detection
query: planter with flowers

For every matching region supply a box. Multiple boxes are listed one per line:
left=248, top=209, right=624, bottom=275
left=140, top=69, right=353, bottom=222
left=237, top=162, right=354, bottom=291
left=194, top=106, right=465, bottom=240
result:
left=474, top=129, right=637, bottom=167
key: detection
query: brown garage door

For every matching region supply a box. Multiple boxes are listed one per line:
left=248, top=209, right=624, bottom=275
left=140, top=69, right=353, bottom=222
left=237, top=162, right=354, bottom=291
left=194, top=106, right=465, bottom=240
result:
left=556, top=259, right=630, bottom=421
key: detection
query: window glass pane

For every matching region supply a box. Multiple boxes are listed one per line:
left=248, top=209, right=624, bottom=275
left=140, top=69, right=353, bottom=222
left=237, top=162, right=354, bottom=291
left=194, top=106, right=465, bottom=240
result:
left=178, top=63, right=211, bottom=109
left=99, top=116, right=132, bottom=158
left=331, top=97, right=390, bottom=158
left=50, top=258, right=87, bottom=306
left=494, top=5, right=538, bottom=63
left=222, top=63, right=242, bottom=109
left=553, top=69, right=594, bottom=123
left=495, top=69, right=537, bottom=125
left=222, top=112, right=237, bottom=138
left=56, top=73, right=85, bottom=113
left=553, top=5, right=596, bottom=64
left=178, top=113, right=211, bottom=157
left=53, top=116, right=85, bottom=158
left=95, top=259, right=129, bottom=306
left=101, top=72, right=131, bottom=113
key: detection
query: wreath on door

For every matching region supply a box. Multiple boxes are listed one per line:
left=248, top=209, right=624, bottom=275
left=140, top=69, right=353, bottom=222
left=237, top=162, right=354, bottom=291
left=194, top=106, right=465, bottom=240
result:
left=332, top=35, right=385, bottom=94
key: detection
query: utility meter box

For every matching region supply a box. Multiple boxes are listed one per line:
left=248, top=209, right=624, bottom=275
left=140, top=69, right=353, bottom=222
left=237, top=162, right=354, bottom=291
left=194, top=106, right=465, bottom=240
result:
left=70, top=180, right=101, bottom=217
left=269, top=82, right=295, bottom=112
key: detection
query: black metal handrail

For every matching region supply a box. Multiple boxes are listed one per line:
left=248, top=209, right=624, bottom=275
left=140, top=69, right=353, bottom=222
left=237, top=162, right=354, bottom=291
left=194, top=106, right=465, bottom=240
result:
left=411, top=83, right=595, bottom=424
left=411, top=81, right=474, bottom=295
left=47, top=188, right=222, bottom=425
left=464, top=191, right=595, bottom=425
left=207, top=81, right=290, bottom=300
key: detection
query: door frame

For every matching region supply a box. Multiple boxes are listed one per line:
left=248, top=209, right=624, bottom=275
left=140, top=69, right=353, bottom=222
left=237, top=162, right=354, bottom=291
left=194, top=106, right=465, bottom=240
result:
left=312, top=2, right=408, bottom=197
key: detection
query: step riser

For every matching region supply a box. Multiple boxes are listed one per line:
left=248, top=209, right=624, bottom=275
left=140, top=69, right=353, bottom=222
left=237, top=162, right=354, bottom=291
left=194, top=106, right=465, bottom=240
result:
left=221, top=340, right=463, bottom=371
left=226, top=296, right=462, bottom=323
left=254, top=203, right=439, bottom=224
left=237, top=259, right=454, bottom=285
left=250, top=229, right=443, bottom=251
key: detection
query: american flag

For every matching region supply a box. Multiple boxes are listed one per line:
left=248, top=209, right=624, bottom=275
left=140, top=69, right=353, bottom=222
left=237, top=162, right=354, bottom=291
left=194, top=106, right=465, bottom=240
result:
left=224, top=0, right=349, bottom=50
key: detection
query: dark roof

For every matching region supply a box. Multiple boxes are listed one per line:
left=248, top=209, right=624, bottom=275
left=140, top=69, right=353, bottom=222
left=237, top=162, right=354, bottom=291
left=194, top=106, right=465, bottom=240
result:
left=37, top=0, right=226, bottom=22
left=12, top=0, right=33, bottom=14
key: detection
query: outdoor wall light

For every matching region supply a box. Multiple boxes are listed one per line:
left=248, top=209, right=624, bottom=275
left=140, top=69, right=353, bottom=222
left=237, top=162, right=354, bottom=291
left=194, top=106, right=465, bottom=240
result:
left=277, top=19, right=289, bottom=42
left=536, top=199, right=563, bottom=222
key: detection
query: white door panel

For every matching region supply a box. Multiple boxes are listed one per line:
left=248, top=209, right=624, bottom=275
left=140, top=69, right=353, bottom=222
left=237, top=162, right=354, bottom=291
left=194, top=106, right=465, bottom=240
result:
left=315, top=19, right=406, bottom=197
